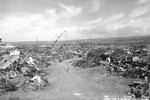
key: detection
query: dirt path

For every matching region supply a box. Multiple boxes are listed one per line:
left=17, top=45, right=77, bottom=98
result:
left=48, top=59, right=99, bottom=100
left=0, top=58, right=130, bottom=100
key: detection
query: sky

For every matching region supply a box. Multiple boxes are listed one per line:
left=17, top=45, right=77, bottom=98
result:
left=0, top=0, right=150, bottom=41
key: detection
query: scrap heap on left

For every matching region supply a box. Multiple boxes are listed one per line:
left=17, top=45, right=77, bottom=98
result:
left=0, top=38, right=49, bottom=95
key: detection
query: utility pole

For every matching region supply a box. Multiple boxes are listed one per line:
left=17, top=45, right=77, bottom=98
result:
left=36, top=35, right=39, bottom=53
left=65, top=30, right=67, bottom=46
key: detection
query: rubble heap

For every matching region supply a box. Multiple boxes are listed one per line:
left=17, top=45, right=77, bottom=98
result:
left=73, top=48, right=108, bottom=68
left=73, top=44, right=150, bottom=99
left=0, top=42, right=49, bottom=95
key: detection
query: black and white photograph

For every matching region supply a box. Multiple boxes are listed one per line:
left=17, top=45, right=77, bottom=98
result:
left=0, top=0, right=150, bottom=100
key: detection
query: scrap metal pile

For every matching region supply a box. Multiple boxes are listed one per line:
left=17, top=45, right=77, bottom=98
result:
left=74, top=44, right=150, bottom=78
left=73, top=48, right=108, bottom=68
left=127, top=79, right=150, bottom=99
left=0, top=44, right=49, bottom=95
left=74, top=44, right=150, bottom=99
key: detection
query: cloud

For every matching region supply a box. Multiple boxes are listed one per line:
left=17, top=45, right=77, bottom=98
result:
left=1, top=0, right=150, bottom=41
left=86, top=17, right=102, bottom=25
left=129, top=6, right=150, bottom=18
left=83, top=13, right=125, bottom=33
left=0, top=5, right=83, bottom=41
left=80, top=0, right=150, bottom=37
left=59, top=3, right=82, bottom=18
left=86, top=13, right=124, bottom=26
left=137, top=0, right=150, bottom=4
left=80, top=10, right=150, bottom=37
left=91, top=0, right=101, bottom=13
left=104, top=16, right=150, bottom=36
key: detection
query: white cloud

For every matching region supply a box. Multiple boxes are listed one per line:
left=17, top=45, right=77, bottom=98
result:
left=86, top=13, right=124, bottom=26
left=104, top=17, right=150, bottom=35
left=59, top=4, right=82, bottom=18
left=81, top=11, right=150, bottom=37
left=1, top=0, right=150, bottom=41
left=137, top=0, right=150, bottom=4
left=86, top=17, right=102, bottom=25
left=104, top=13, right=125, bottom=23
left=91, top=0, right=101, bottom=13
left=129, top=6, right=150, bottom=18
left=84, top=13, right=125, bottom=33
left=0, top=6, right=83, bottom=41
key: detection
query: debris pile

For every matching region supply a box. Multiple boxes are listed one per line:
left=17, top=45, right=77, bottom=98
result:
left=73, top=48, right=109, bottom=68
left=0, top=42, right=49, bottom=95
left=73, top=44, right=150, bottom=99
left=74, top=44, right=150, bottom=78
left=128, top=77, right=150, bottom=99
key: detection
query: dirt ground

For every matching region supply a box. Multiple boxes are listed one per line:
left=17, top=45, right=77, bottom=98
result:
left=0, top=58, right=132, bottom=100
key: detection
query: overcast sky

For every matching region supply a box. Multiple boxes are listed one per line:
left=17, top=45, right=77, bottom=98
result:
left=0, top=0, right=150, bottom=41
